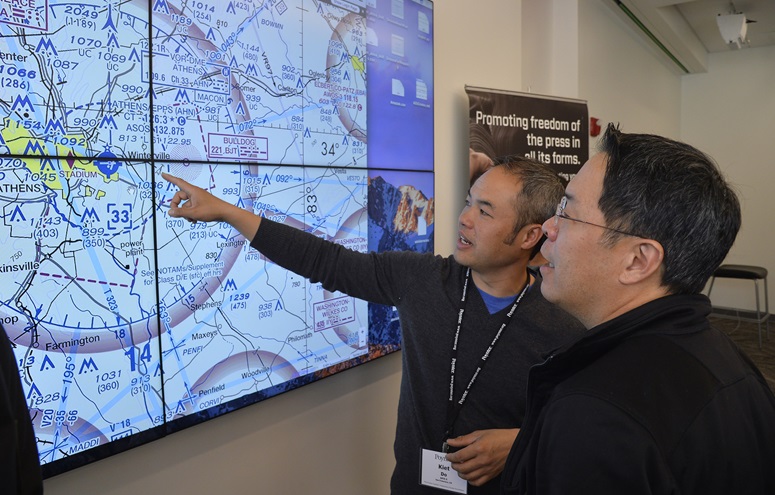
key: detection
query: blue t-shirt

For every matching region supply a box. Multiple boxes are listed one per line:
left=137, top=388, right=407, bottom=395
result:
left=478, top=286, right=520, bottom=314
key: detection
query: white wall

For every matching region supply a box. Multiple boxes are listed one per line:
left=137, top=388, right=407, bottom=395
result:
left=579, top=0, right=682, bottom=139
left=682, top=45, right=775, bottom=312
left=521, top=0, right=579, bottom=98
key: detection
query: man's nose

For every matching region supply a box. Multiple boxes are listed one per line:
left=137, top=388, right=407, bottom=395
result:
left=458, top=206, right=473, bottom=227
left=542, top=216, right=557, bottom=240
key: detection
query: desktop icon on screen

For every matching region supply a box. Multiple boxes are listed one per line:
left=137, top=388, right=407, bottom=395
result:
left=416, top=79, right=428, bottom=100
left=391, top=34, right=405, bottom=57
left=392, top=78, right=405, bottom=97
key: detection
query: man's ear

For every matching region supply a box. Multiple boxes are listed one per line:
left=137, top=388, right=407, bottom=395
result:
left=620, top=239, right=664, bottom=285
left=519, top=224, right=544, bottom=251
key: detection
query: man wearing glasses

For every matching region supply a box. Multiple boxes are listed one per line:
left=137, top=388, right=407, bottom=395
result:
left=500, top=123, right=775, bottom=495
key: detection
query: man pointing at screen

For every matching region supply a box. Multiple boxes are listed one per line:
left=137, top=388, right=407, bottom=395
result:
left=162, top=158, right=582, bottom=494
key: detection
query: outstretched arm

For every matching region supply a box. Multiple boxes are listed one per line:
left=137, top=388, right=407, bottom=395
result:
left=162, top=172, right=261, bottom=240
left=163, top=172, right=406, bottom=306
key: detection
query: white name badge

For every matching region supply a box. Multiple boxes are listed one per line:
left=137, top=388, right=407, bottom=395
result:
left=420, top=449, right=468, bottom=494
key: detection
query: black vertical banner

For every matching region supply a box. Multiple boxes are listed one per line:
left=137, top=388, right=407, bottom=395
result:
left=466, top=86, right=588, bottom=185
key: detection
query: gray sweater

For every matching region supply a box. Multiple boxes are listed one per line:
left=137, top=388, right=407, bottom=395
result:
left=251, top=218, right=583, bottom=494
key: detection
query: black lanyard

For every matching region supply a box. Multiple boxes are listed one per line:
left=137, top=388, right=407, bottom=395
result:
left=442, top=267, right=530, bottom=452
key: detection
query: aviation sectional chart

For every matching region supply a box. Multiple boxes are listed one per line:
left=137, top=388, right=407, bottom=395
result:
left=156, top=164, right=369, bottom=423
left=0, top=0, right=366, bottom=164
left=0, top=0, right=433, bottom=473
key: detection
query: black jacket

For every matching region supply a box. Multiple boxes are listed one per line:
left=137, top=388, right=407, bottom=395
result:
left=1, top=323, right=43, bottom=495
left=501, top=294, right=775, bottom=495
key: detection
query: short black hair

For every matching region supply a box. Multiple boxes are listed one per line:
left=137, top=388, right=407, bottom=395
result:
left=493, top=156, right=564, bottom=255
left=597, top=123, right=741, bottom=294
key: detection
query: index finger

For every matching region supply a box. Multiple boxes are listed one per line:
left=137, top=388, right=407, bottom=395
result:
left=161, top=172, right=187, bottom=190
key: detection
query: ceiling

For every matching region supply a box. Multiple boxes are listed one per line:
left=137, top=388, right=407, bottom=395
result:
left=611, top=0, right=775, bottom=72
left=674, top=0, right=775, bottom=52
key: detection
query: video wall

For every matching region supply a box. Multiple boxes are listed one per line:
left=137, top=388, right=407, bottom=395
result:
left=0, top=0, right=434, bottom=477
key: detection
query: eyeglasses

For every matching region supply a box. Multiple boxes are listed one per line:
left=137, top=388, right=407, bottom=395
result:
left=554, top=196, right=640, bottom=237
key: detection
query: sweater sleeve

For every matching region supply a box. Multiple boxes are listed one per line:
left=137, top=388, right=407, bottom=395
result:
left=250, top=217, right=437, bottom=307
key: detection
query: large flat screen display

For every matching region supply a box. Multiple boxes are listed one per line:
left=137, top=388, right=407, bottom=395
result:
left=0, top=0, right=433, bottom=477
